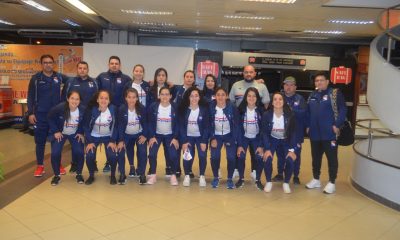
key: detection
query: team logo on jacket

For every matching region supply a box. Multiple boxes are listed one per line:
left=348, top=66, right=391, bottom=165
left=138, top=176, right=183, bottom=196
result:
left=89, top=82, right=94, bottom=88
left=294, top=101, right=299, bottom=106
left=322, top=95, right=328, bottom=101
left=117, top=78, right=121, bottom=84
left=53, top=77, right=59, bottom=83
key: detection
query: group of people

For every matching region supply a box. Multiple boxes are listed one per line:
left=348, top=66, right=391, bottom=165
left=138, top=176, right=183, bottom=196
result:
left=27, top=54, right=347, bottom=194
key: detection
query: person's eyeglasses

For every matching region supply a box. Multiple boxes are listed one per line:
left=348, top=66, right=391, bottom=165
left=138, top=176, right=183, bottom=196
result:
left=42, top=62, right=54, bottom=65
left=160, top=93, right=170, bottom=96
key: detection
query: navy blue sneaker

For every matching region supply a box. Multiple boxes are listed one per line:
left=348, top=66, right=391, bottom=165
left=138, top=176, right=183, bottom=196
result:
left=227, top=179, right=234, bottom=189
left=103, top=163, right=111, bottom=173
left=128, top=166, right=137, bottom=178
left=211, top=178, right=219, bottom=188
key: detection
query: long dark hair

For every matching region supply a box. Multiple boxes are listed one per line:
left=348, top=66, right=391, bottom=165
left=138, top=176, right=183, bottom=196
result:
left=214, top=87, right=229, bottom=104
left=124, top=88, right=142, bottom=115
left=269, top=92, right=291, bottom=114
left=202, top=74, right=217, bottom=92
left=158, top=86, right=171, bottom=103
left=150, top=67, right=168, bottom=98
left=87, top=90, right=111, bottom=110
left=64, top=90, right=81, bottom=121
left=178, top=86, right=207, bottom=115
left=238, top=87, right=262, bottom=114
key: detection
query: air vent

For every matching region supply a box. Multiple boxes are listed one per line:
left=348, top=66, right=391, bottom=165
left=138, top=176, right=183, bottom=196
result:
left=17, top=29, right=73, bottom=38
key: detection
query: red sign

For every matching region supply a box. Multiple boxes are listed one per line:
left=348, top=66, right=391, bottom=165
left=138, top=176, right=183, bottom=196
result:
left=196, top=60, right=219, bottom=79
left=330, top=66, right=352, bottom=84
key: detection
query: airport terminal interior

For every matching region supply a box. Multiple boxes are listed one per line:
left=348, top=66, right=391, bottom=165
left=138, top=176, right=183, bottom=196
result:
left=0, top=1, right=400, bottom=240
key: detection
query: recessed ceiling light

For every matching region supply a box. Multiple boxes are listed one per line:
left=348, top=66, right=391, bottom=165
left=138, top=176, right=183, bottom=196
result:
left=62, top=19, right=80, bottom=27
left=65, top=0, right=96, bottom=15
left=220, top=25, right=262, bottom=30
left=0, top=19, right=15, bottom=25
left=328, top=19, right=374, bottom=25
left=122, top=9, right=173, bottom=15
left=133, top=21, right=175, bottom=27
left=304, top=30, right=345, bottom=35
left=239, top=0, right=296, bottom=3
left=216, top=32, right=254, bottom=36
left=138, top=29, right=178, bottom=33
left=22, top=0, right=51, bottom=11
left=224, top=15, right=274, bottom=20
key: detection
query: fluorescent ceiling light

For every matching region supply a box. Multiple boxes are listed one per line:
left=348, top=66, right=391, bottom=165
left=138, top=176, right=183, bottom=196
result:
left=138, top=29, right=178, bottom=33
left=65, top=0, right=96, bottom=15
left=240, top=0, right=296, bottom=3
left=62, top=19, right=80, bottom=27
left=304, top=30, right=345, bottom=34
left=328, top=19, right=374, bottom=25
left=292, top=36, right=329, bottom=39
left=220, top=25, right=262, bottom=30
left=224, top=15, right=274, bottom=20
left=22, top=0, right=51, bottom=11
left=216, top=32, right=254, bottom=36
left=133, top=21, right=175, bottom=27
left=0, top=19, right=15, bottom=25
left=122, top=9, right=173, bottom=15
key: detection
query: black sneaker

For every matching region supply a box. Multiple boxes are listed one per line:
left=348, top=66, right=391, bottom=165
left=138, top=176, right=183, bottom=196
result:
left=293, top=176, right=300, bottom=185
left=69, top=162, right=77, bottom=173
left=51, top=176, right=61, bottom=186
left=110, top=175, right=117, bottom=185
left=118, top=174, right=127, bottom=185
left=76, top=174, right=84, bottom=184
left=85, top=176, right=95, bottom=185
left=165, top=167, right=172, bottom=177
left=139, top=174, right=146, bottom=185
left=272, top=174, right=284, bottom=182
left=176, top=171, right=181, bottom=178
left=189, top=172, right=195, bottom=179
left=128, top=166, right=137, bottom=178
left=94, top=161, right=99, bottom=173
left=255, top=180, right=264, bottom=191
left=235, top=179, right=244, bottom=188
left=103, top=163, right=111, bottom=172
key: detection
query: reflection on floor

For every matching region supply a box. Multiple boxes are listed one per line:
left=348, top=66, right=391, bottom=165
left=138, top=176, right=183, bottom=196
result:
left=1, top=140, right=399, bottom=240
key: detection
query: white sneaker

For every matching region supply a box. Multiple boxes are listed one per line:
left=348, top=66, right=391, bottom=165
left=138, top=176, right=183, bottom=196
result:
left=199, top=175, right=206, bottom=187
left=306, top=179, right=321, bottom=189
left=170, top=175, right=178, bottom=186
left=283, top=183, right=291, bottom=194
left=146, top=174, right=157, bottom=185
left=264, top=182, right=273, bottom=193
left=250, top=170, right=256, bottom=182
left=232, top=169, right=239, bottom=179
left=323, top=182, right=336, bottom=194
left=183, top=175, right=191, bottom=187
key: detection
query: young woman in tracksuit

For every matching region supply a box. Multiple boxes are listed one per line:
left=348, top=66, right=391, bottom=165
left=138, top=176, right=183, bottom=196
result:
left=261, top=92, right=297, bottom=193
left=147, top=87, right=180, bottom=186
left=84, top=90, right=119, bottom=185
left=47, top=90, right=85, bottom=185
left=117, top=88, right=148, bottom=185
left=202, top=74, right=217, bottom=103
left=209, top=87, right=239, bottom=189
left=122, top=64, right=150, bottom=177
left=236, top=87, right=264, bottom=189
left=178, top=87, right=209, bottom=187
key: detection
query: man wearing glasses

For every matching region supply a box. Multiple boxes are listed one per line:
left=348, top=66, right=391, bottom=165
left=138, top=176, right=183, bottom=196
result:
left=27, top=54, right=67, bottom=177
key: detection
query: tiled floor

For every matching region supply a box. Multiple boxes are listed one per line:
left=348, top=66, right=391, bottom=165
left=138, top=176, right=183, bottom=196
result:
left=1, top=140, right=399, bottom=240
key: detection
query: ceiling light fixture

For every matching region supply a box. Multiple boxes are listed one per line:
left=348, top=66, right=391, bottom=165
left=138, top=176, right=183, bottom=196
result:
left=239, top=0, right=296, bottom=3
left=328, top=19, right=374, bottom=25
left=304, top=30, right=345, bottom=35
left=0, top=19, right=15, bottom=25
left=122, top=9, right=173, bottom=15
left=292, top=36, right=329, bottom=40
left=220, top=25, right=262, bottom=30
left=65, top=0, right=96, bottom=15
left=224, top=15, right=274, bottom=20
left=216, top=32, right=254, bottom=36
left=133, top=21, right=175, bottom=27
left=62, top=19, right=80, bottom=27
left=138, top=29, right=178, bottom=33
left=22, top=0, right=51, bottom=11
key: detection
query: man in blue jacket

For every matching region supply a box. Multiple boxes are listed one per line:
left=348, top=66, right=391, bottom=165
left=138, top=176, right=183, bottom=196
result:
left=27, top=54, right=67, bottom=177
left=96, top=56, right=132, bottom=172
left=273, top=76, right=307, bottom=185
left=306, top=72, right=347, bottom=194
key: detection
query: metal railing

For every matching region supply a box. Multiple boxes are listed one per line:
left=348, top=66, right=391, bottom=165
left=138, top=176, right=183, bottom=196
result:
left=353, top=119, right=400, bottom=169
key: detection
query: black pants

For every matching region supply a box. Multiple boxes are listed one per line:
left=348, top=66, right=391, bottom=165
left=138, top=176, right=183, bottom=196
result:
left=310, top=140, right=338, bottom=183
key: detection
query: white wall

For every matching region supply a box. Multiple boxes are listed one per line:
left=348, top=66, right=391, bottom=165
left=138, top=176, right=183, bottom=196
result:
left=83, top=43, right=194, bottom=84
